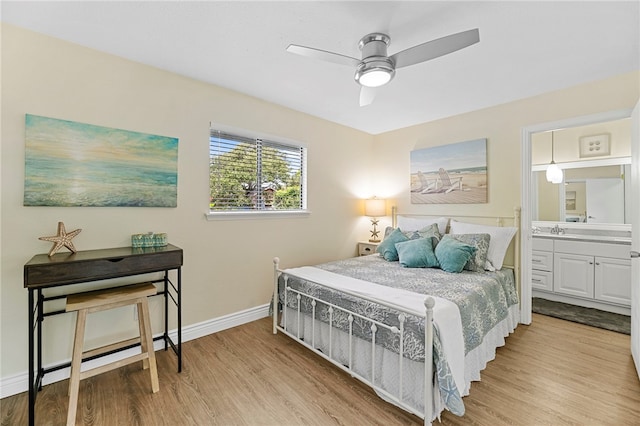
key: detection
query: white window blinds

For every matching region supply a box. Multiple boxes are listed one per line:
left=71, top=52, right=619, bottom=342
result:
left=209, top=129, right=306, bottom=212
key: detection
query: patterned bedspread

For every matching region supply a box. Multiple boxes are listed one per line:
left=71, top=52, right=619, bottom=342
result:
left=276, top=254, right=518, bottom=417
left=316, top=254, right=519, bottom=354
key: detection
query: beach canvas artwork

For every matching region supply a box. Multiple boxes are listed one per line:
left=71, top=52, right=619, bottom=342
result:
left=410, top=138, right=487, bottom=204
left=24, top=115, right=178, bottom=207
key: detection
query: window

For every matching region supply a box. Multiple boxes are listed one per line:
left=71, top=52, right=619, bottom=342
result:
left=209, top=128, right=307, bottom=214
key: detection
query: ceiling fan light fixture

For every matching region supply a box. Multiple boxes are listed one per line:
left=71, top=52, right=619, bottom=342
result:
left=287, top=28, right=480, bottom=104
left=354, top=59, right=395, bottom=87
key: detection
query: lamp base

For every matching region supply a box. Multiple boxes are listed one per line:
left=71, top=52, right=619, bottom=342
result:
left=369, top=218, right=381, bottom=243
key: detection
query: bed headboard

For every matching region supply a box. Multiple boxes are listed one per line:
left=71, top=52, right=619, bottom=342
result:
left=391, top=206, right=522, bottom=292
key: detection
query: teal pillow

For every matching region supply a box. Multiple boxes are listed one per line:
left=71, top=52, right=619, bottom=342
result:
left=435, top=235, right=477, bottom=273
left=376, top=228, right=409, bottom=261
left=395, top=237, right=439, bottom=268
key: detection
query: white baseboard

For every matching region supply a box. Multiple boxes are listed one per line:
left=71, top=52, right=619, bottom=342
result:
left=0, top=303, right=270, bottom=399
left=532, top=291, right=631, bottom=316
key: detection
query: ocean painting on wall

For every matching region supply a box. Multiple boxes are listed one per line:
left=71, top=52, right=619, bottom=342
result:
left=24, top=114, right=178, bottom=207
left=411, top=138, right=487, bottom=204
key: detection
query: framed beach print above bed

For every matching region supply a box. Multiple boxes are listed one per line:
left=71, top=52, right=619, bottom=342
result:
left=410, top=139, right=487, bottom=204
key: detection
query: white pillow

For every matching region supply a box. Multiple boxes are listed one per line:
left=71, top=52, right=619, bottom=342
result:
left=397, top=216, right=449, bottom=235
left=448, top=220, right=517, bottom=271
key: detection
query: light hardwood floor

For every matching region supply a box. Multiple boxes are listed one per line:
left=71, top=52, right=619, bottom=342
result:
left=2, top=314, right=639, bottom=425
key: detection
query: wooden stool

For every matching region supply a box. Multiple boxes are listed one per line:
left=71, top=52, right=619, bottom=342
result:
left=65, top=283, right=159, bottom=426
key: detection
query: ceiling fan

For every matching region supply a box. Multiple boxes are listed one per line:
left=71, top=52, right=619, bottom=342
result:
left=286, top=28, right=480, bottom=106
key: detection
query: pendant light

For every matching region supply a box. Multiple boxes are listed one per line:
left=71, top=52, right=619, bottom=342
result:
left=546, top=131, right=563, bottom=184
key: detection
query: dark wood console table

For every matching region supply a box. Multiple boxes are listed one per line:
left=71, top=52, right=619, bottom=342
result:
left=24, top=244, right=183, bottom=426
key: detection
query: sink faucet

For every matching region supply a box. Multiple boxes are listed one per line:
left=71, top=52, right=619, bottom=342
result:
left=550, top=224, right=565, bottom=235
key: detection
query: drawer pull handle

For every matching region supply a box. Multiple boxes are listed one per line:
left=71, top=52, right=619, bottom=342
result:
left=532, top=279, right=541, bottom=283
left=532, top=259, right=541, bottom=263
left=107, top=258, right=125, bottom=263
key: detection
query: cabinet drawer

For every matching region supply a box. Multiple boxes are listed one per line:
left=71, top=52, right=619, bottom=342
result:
left=532, top=237, right=553, bottom=251
left=531, top=270, right=553, bottom=291
left=25, top=247, right=183, bottom=288
left=532, top=250, right=553, bottom=272
left=358, top=242, right=379, bottom=256
left=553, top=240, right=629, bottom=258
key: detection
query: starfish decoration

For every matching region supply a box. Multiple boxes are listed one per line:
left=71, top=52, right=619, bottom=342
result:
left=369, top=218, right=381, bottom=242
left=39, top=222, right=82, bottom=257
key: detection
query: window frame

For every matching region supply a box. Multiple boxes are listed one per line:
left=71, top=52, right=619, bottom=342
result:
left=206, top=124, right=309, bottom=220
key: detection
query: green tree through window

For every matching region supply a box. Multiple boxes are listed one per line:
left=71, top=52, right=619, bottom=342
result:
left=209, top=130, right=305, bottom=211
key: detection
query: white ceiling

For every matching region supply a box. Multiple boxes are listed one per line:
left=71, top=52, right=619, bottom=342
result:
left=2, top=1, right=639, bottom=135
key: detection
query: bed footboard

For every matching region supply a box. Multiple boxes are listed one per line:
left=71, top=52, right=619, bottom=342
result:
left=272, top=257, right=435, bottom=425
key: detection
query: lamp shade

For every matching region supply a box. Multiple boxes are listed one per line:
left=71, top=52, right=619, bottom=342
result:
left=364, top=198, right=386, bottom=217
left=546, top=163, right=563, bottom=184
left=545, top=130, right=563, bottom=184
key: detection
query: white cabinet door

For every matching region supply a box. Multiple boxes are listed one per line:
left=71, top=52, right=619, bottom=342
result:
left=595, top=257, right=632, bottom=306
left=554, top=253, right=594, bottom=298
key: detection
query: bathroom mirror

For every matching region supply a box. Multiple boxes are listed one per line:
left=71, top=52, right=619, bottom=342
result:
left=530, top=117, right=632, bottom=226
left=532, top=161, right=631, bottom=224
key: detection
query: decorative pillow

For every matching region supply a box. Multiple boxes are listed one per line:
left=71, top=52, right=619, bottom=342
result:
left=434, top=235, right=477, bottom=273
left=450, top=233, right=491, bottom=272
left=383, top=226, right=395, bottom=239
left=415, top=223, right=442, bottom=243
left=396, top=216, right=449, bottom=235
left=448, top=221, right=517, bottom=271
left=383, top=224, right=440, bottom=241
left=383, top=226, right=416, bottom=240
left=395, top=237, right=439, bottom=268
left=376, top=228, right=409, bottom=261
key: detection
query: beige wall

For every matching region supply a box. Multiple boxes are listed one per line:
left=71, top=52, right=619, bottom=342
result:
left=372, top=72, right=639, bottom=221
left=0, top=24, right=374, bottom=380
left=536, top=172, right=561, bottom=221
left=2, top=23, right=639, bottom=387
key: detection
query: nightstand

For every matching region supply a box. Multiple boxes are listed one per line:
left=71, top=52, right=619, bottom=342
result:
left=358, top=241, right=380, bottom=256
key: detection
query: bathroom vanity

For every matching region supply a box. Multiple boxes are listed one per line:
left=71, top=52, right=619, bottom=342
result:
left=532, top=229, right=631, bottom=315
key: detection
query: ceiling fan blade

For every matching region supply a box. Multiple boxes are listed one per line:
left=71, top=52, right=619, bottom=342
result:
left=286, top=44, right=360, bottom=68
left=359, top=86, right=377, bottom=107
left=390, top=28, right=479, bottom=69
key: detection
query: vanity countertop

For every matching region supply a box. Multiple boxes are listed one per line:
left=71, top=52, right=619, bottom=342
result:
left=533, top=233, right=631, bottom=245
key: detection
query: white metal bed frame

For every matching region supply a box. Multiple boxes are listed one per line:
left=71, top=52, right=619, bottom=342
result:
left=272, top=207, right=521, bottom=425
